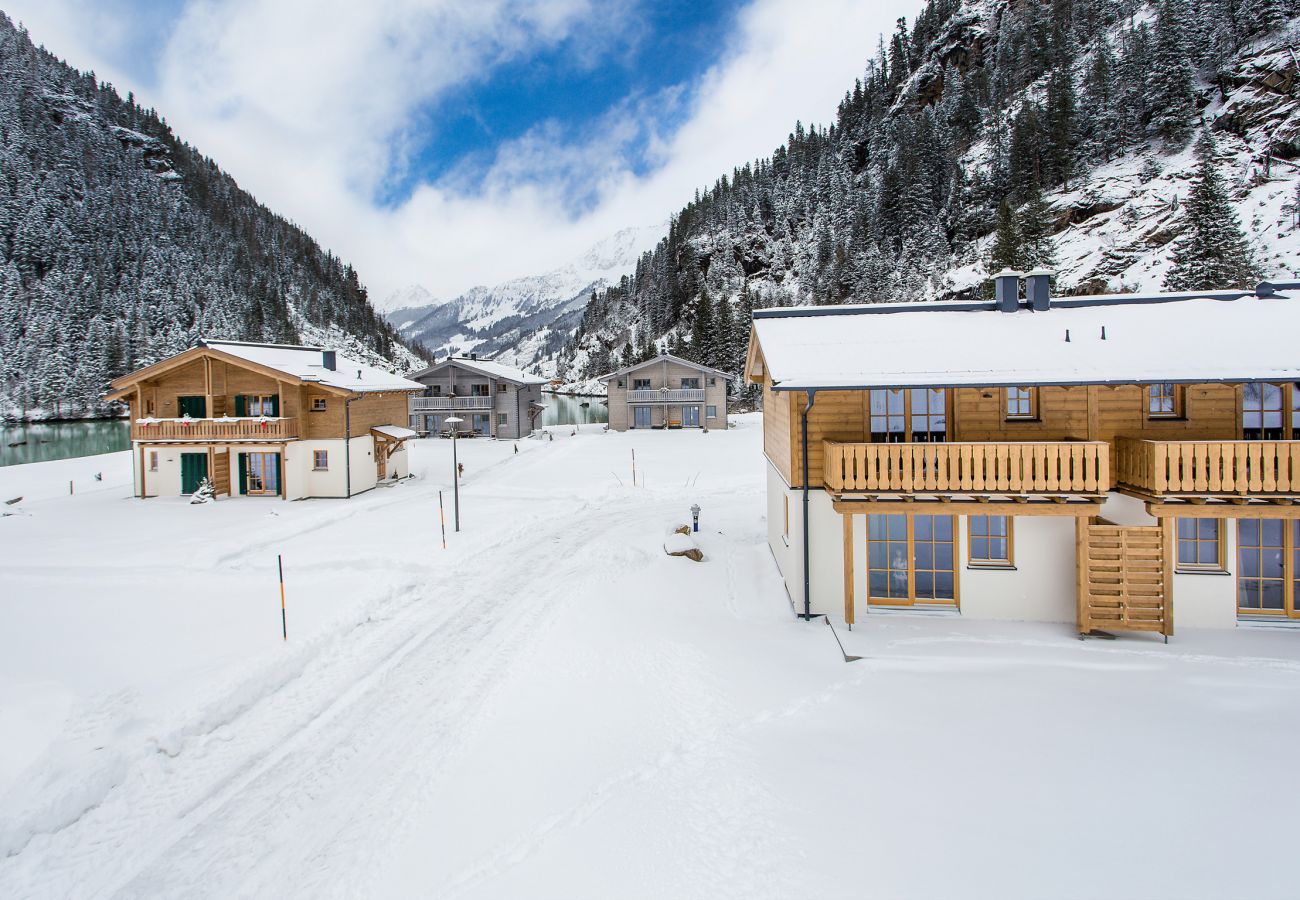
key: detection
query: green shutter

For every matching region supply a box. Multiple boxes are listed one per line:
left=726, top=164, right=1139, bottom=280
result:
left=237, top=452, right=248, bottom=495
left=234, top=395, right=247, bottom=417
left=269, top=395, right=280, bottom=416
left=273, top=453, right=283, bottom=496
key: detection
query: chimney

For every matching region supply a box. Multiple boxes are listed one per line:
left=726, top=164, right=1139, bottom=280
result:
left=470, top=352, right=478, bottom=361
left=993, top=269, right=1022, bottom=313
left=1024, top=270, right=1054, bottom=311
left=322, top=350, right=336, bottom=370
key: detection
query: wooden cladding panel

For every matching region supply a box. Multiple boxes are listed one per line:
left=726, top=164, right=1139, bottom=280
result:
left=212, top=450, right=231, bottom=496
left=790, top=390, right=866, bottom=488
left=762, top=377, right=795, bottom=486
left=347, top=394, right=415, bottom=437
left=1078, top=522, right=1173, bottom=636
left=825, top=440, right=1109, bottom=494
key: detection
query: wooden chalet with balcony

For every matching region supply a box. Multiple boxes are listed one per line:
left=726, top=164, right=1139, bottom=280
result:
left=746, top=272, right=1300, bottom=636
left=599, top=352, right=730, bottom=431
left=105, top=340, right=423, bottom=500
left=406, top=355, right=548, bottom=439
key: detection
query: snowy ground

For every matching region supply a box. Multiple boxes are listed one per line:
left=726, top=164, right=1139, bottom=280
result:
left=1, top=416, right=1298, bottom=899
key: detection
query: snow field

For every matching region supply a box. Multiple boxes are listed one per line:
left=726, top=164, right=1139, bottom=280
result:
left=1, top=416, right=1299, bottom=899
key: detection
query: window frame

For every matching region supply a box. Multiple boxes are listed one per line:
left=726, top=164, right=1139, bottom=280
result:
left=632, top=378, right=651, bottom=391
left=496, top=413, right=508, bottom=427
left=312, top=449, right=329, bottom=471
left=149, top=450, right=159, bottom=472
left=1175, top=518, right=1227, bottom=574
left=681, top=377, right=702, bottom=390
left=706, top=405, right=717, bottom=419
left=782, top=495, right=790, bottom=546
left=310, top=397, right=327, bottom=412
left=1003, top=386, right=1038, bottom=421
left=1145, top=382, right=1183, bottom=420
left=966, top=515, right=1015, bottom=569
left=1236, top=518, right=1299, bottom=618
left=1242, top=382, right=1291, bottom=440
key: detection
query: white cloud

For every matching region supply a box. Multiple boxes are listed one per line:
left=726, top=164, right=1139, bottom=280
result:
left=4, top=0, right=924, bottom=302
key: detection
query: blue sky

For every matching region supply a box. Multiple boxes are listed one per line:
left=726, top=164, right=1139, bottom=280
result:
left=6, top=0, right=924, bottom=299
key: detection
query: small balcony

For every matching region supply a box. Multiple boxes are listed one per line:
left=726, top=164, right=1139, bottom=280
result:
left=411, top=396, right=493, bottom=411
left=1116, top=438, right=1300, bottom=497
left=824, top=440, right=1110, bottom=495
left=131, top=417, right=298, bottom=441
left=626, top=388, right=706, bottom=403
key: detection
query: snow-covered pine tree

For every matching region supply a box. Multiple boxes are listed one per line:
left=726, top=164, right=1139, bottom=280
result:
left=1150, top=0, right=1197, bottom=147
left=1018, top=183, right=1059, bottom=271
left=1164, top=129, right=1258, bottom=291
left=988, top=200, right=1023, bottom=273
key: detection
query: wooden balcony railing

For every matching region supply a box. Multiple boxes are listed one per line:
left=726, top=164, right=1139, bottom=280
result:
left=1116, top=438, right=1300, bottom=496
left=824, top=440, right=1110, bottom=495
left=131, top=417, right=298, bottom=441
left=626, top=389, right=706, bottom=403
left=411, top=396, right=493, bottom=411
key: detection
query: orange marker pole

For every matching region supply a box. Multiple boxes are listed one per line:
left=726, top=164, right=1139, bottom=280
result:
left=277, top=554, right=287, bottom=641
left=438, top=490, right=447, bottom=550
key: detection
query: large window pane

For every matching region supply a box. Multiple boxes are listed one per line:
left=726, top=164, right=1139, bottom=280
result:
left=870, top=390, right=905, bottom=443
left=1243, top=383, right=1284, bottom=439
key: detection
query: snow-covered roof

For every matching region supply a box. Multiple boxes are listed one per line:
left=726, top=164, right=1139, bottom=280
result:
left=203, top=341, right=422, bottom=393
left=750, top=286, right=1300, bottom=390
left=408, top=357, right=548, bottom=385
left=597, top=352, right=733, bottom=382
left=371, top=424, right=419, bottom=441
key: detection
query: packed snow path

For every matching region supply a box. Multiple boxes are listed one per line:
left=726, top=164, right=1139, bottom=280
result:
left=3, top=419, right=1300, bottom=899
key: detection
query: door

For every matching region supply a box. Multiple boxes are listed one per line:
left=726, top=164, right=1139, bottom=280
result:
left=471, top=413, right=490, bottom=434
left=682, top=405, right=701, bottom=427
left=244, top=452, right=281, bottom=496
left=1237, top=519, right=1299, bottom=618
left=177, top=396, right=207, bottom=418
left=180, top=452, right=208, bottom=494
left=866, top=514, right=957, bottom=606
left=633, top=406, right=652, bottom=429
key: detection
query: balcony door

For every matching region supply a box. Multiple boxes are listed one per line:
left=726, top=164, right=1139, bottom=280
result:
left=869, top=389, right=947, bottom=443
left=240, top=452, right=281, bottom=496
left=177, top=396, right=206, bottom=418
left=1237, top=519, right=1300, bottom=618
left=683, top=405, right=701, bottom=427
left=633, top=407, right=652, bottom=429
left=867, top=514, right=957, bottom=606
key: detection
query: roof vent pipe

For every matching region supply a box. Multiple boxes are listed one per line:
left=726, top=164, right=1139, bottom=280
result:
left=1024, top=269, right=1054, bottom=311
left=322, top=350, right=337, bottom=371
left=993, top=269, right=1022, bottom=313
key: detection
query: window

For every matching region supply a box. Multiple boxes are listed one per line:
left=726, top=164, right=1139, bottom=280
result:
left=1236, top=519, right=1300, bottom=618
left=149, top=451, right=159, bottom=472
left=248, top=395, right=277, bottom=417
left=709, top=377, right=717, bottom=386
left=1005, top=387, right=1037, bottom=420
left=909, top=388, right=947, bottom=441
left=1243, top=383, right=1285, bottom=440
left=968, top=516, right=1013, bottom=567
left=869, top=389, right=905, bottom=442
left=311, top=397, right=327, bottom=412
left=313, top=450, right=329, bottom=470
left=471, top=413, right=491, bottom=433
left=431, top=384, right=442, bottom=396
left=497, top=383, right=507, bottom=393
left=782, top=496, right=790, bottom=544
left=497, top=413, right=508, bottom=426
left=681, top=377, right=701, bottom=390
left=470, top=384, right=490, bottom=397
left=633, top=378, right=651, bottom=391
left=1177, top=518, right=1224, bottom=572
left=1146, top=383, right=1181, bottom=418
left=707, top=405, right=717, bottom=419
left=617, top=379, right=625, bottom=388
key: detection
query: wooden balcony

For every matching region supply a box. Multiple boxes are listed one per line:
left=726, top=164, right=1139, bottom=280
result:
left=626, top=388, right=706, bottom=403
left=131, top=417, right=298, bottom=441
left=1116, top=438, right=1300, bottom=497
left=824, top=440, right=1110, bottom=495
left=411, top=396, right=493, bottom=411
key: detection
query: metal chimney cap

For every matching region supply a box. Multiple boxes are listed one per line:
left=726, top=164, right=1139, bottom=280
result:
left=992, top=268, right=1023, bottom=278
left=1023, top=269, right=1056, bottom=277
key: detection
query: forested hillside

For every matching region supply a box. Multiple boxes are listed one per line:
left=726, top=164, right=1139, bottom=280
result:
left=0, top=13, right=419, bottom=419
left=561, top=0, right=1300, bottom=386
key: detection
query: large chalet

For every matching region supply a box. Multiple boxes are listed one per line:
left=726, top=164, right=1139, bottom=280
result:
left=746, top=272, right=1300, bottom=636
left=105, top=340, right=422, bottom=500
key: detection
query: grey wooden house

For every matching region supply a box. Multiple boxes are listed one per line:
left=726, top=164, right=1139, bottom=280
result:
left=407, top=356, right=548, bottom=439
left=600, top=352, right=731, bottom=431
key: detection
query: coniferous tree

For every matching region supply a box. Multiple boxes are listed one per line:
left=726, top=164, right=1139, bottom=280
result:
left=1018, top=183, right=1059, bottom=270
left=1150, top=0, right=1197, bottom=146
left=988, top=199, right=1023, bottom=272
left=1165, top=129, right=1257, bottom=290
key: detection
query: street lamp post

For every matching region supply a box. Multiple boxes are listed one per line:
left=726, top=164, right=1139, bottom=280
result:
left=445, top=416, right=463, bottom=532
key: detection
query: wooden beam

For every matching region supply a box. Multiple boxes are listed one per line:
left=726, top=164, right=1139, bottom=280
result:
left=843, top=513, right=854, bottom=626
left=834, top=499, right=1102, bottom=517
left=1160, top=517, right=1175, bottom=638
left=1147, top=501, right=1300, bottom=520
left=204, top=356, right=213, bottom=419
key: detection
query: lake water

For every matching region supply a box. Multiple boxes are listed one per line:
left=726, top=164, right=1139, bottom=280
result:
left=541, top=393, right=608, bottom=426
left=0, top=420, right=131, bottom=467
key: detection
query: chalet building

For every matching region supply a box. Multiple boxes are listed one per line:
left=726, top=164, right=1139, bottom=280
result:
left=746, top=272, right=1300, bottom=636
left=105, top=340, right=422, bottom=500
left=406, top=356, right=547, bottom=439
left=600, top=353, right=730, bottom=431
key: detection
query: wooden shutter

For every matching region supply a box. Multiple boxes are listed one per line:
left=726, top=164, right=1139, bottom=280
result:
left=237, top=452, right=248, bottom=495
left=234, top=395, right=247, bottom=417
left=269, top=395, right=280, bottom=416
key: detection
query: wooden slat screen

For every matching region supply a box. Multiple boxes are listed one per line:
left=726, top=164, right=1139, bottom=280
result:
left=1078, top=521, right=1173, bottom=637
left=823, top=441, right=1110, bottom=494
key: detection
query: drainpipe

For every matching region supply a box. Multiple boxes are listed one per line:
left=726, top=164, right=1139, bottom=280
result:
left=800, top=389, right=817, bottom=620
left=344, top=393, right=358, bottom=498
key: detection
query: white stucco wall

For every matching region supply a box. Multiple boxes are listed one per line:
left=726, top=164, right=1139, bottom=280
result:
left=1172, top=520, right=1239, bottom=629
left=959, top=515, right=1079, bottom=622
left=766, top=460, right=799, bottom=611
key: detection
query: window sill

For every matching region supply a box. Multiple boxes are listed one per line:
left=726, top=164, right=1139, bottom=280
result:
left=1175, top=568, right=1231, bottom=576
left=1003, top=417, right=1039, bottom=424
left=967, top=563, right=1016, bottom=571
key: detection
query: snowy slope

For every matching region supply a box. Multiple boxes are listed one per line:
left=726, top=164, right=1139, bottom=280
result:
left=3, top=422, right=1300, bottom=898
left=385, top=224, right=665, bottom=375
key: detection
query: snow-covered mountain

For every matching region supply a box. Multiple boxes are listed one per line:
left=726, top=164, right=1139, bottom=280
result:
left=384, top=223, right=664, bottom=376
